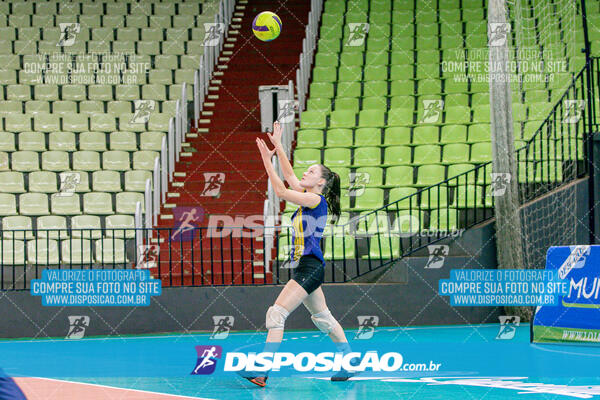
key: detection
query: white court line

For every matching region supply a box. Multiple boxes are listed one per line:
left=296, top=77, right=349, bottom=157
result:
left=17, top=377, right=215, bottom=399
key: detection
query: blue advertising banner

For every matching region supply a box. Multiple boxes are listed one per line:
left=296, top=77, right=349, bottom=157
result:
left=532, top=245, right=600, bottom=343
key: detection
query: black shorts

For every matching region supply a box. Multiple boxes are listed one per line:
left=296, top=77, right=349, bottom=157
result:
left=292, top=255, right=324, bottom=294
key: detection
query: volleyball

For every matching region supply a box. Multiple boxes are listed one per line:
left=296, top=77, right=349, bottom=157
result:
left=252, top=11, right=282, bottom=41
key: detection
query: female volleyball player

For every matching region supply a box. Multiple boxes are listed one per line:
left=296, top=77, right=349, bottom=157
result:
left=244, top=121, right=356, bottom=387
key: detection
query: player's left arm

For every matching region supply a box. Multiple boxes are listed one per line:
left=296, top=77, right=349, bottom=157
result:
left=256, top=138, right=320, bottom=208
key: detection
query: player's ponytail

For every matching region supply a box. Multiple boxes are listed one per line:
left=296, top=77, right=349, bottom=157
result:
left=320, top=165, right=341, bottom=224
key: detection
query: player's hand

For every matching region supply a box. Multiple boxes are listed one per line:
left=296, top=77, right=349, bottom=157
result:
left=256, top=138, right=275, bottom=162
left=267, top=120, right=283, bottom=148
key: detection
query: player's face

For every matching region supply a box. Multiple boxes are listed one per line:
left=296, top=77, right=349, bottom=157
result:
left=300, top=164, right=325, bottom=190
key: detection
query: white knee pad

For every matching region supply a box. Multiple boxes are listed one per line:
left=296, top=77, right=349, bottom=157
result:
left=266, top=304, right=289, bottom=330
left=311, top=309, right=336, bottom=334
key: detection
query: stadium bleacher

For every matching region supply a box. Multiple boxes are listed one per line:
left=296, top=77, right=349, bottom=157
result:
left=0, top=0, right=219, bottom=266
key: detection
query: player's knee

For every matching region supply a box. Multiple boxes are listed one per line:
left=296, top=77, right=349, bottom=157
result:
left=265, top=304, right=289, bottom=330
left=311, top=308, right=337, bottom=334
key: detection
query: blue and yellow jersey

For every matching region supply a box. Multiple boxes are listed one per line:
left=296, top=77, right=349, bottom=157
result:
left=290, top=193, right=328, bottom=267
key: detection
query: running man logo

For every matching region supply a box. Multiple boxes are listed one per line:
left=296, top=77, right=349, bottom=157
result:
left=563, top=100, right=585, bottom=124
left=66, top=316, right=90, bottom=339
left=345, top=23, right=369, bottom=46
left=57, top=172, right=80, bottom=197
left=57, top=23, right=80, bottom=47
left=355, top=316, right=379, bottom=339
left=277, top=100, right=296, bottom=124
left=496, top=315, right=520, bottom=340
left=420, top=100, right=444, bottom=123
left=425, top=245, right=448, bottom=269
left=203, top=23, right=225, bottom=47
left=136, top=244, right=159, bottom=269
left=172, top=206, right=205, bottom=242
left=347, top=172, right=370, bottom=197
left=488, top=23, right=510, bottom=47
left=201, top=173, right=225, bottom=197
left=131, top=100, right=156, bottom=124
left=489, top=173, right=511, bottom=196
left=191, top=345, right=222, bottom=375
left=211, top=316, right=235, bottom=339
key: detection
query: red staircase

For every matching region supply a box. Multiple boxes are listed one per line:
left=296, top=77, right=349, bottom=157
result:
left=152, top=0, right=310, bottom=286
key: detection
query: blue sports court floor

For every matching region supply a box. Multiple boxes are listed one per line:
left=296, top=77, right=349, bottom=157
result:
left=2, top=324, right=600, bottom=399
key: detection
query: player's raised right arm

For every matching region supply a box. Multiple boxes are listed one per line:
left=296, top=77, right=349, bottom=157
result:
left=267, top=121, right=303, bottom=192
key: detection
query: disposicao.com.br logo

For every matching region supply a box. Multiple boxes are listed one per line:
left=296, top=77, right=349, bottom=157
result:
left=191, top=346, right=442, bottom=375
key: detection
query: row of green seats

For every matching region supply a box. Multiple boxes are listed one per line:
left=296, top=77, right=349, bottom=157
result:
left=0, top=130, right=164, bottom=151
left=0, top=113, right=171, bottom=132
left=0, top=2, right=205, bottom=16
left=0, top=191, right=143, bottom=216
left=0, top=169, right=151, bottom=193
left=0, top=99, right=179, bottom=115
left=0, top=14, right=210, bottom=29
left=0, top=150, right=158, bottom=171
left=1, top=214, right=136, bottom=239
left=0, top=84, right=193, bottom=101
left=0, top=238, right=130, bottom=265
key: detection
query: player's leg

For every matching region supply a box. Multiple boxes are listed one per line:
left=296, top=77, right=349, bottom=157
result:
left=242, top=279, right=309, bottom=387
left=266, top=279, right=309, bottom=342
left=303, top=287, right=359, bottom=381
left=303, top=287, right=347, bottom=343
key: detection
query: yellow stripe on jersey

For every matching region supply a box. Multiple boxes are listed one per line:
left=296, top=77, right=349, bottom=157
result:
left=292, top=207, right=304, bottom=261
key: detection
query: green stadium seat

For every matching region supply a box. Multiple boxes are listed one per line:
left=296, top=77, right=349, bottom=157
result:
left=416, top=164, right=445, bottom=186
left=338, top=66, right=362, bottom=82
left=62, top=111, right=89, bottom=133
left=2, top=216, right=34, bottom=240
left=300, top=111, right=327, bottom=129
left=387, top=107, right=414, bottom=126
left=334, top=97, right=359, bottom=112
left=83, top=192, right=113, bottom=215
left=354, top=128, right=382, bottom=147
left=428, top=208, right=459, bottom=230
left=294, top=148, right=321, bottom=167
left=18, top=132, right=45, bottom=151
left=49, top=132, right=76, bottom=151
left=442, top=143, right=470, bottom=164
left=27, top=239, right=60, bottom=265
left=0, top=171, right=25, bottom=193
left=125, top=170, right=153, bottom=192
left=389, top=187, right=419, bottom=209
left=323, top=235, right=355, bottom=260
left=140, top=132, right=165, bottom=151
left=95, top=238, right=128, bottom=264
left=358, top=110, right=386, bottom=127
left=447, top=163, right=477, bottom=185
left=71, top=215, right=102, bottom=239
left=42, top=151, right=69, bottom=171
left=92, top=171, right=122, bottom=193
left=307, top=98, right=332, bottom=111
left=0, top=193, right=17, bottom=216
left=364, top=65, right=388, bottom=80
left=363, top=235, right=401, bottom=259
left=19, top=193, right=49, bottom=216
left=109, top=132, right=137, bottom=151
left=390, top=66, right=414, bottom=81
left=472, top=105, right=491, bottom=123
left=61, top=239, right=93, bottom=264
left=323, top=148, right=351, bottom=166
left=12, top=151, right=39, bottom=172
left=326, top=128, right=352, bottom=147
left=296, top=130, right=324, bottom=148
left=440, top=124, right=468, bottom=144
left=103, top=151, right=131, bottom=171
left=420, top=186, right=450, bottom=208
left=105, top=215, right=136, bottom=239
left=116, top=192, right=144, bottom=214
left=28, top=171, right=57, bottom=193
left=5, top=114, right=32, bottom=131
left=353, top=147, right=381, bottom=166
left=384, top=165, right=414, bottom=187
left=50, top=193, right=81, bottom=216
left=413, top=144, right=441, bottom=164
left=73, top=151, right=101, bottom=172
left=37, top=216, right=68, bottom=239
left=352, top=188, right=384, bottom=210
left=133, top=151, right=159, bottom=170
left=310, top=82, right=334, bottom=98
left=391, top=210, right=424, bottom=235
left=383, top=145, right=411, bottom=166
left=412, top=126, right=439, bottom=144
left=53, top=101, right=78, bottom=116
left=330, top=167, right=350, bottom=188
left=451, top=185, right=485, bottom=208
left=384, top=127, right=411, bottom=145
left=362, top=97, right=388, bottom=110
left=0, top=132, right=16, bottom=151
left=467, top=124, right=491, bottom=142
left=355, top=211, right=391, bottom=236
left=470, top=142, right=493, bottom=163
left=444, top=106, right=471, bottom=124
left=62, top=85, right=86, bottom=101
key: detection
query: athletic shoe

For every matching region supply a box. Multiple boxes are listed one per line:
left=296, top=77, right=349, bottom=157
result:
left=246, top=376, right=268, bottom=387
left=331, top=359, right=361, bottom=381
